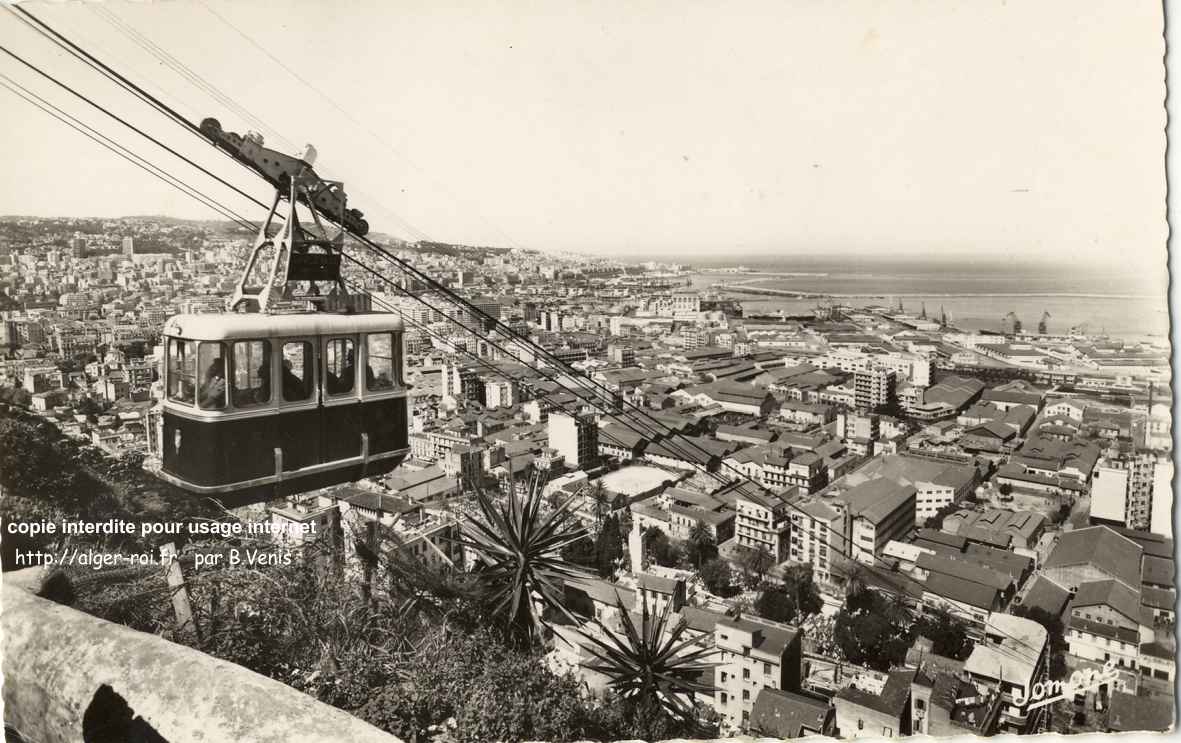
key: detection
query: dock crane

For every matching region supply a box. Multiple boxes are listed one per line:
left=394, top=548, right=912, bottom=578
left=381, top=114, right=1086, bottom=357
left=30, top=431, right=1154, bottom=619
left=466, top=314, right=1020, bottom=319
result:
left=1038, top=311, right=1051, bottom=335
left=1003, top=311, right=1022, bottom=335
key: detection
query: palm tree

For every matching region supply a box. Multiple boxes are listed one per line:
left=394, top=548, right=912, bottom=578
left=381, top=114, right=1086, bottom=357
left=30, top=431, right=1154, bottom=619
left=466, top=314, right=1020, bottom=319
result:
left=456, top=474, right=590, bottom=644
left=687, top=519, right=714, bottom=567
left=580, top=593, right=717, bottom=730
left=840, top=557, right=869, bottom=598
left=587, top=480, right=609, bottom=527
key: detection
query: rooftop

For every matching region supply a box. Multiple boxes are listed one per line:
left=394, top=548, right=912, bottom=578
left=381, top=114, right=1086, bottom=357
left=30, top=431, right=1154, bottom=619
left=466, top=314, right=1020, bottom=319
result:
left=835, top=668, right=916, bottom=718
left=1071, top=579, right=1142, bottom=623
left=1107, top=691, right=1174, bottom=733
left=1044, top=525, right=1143, bottom=590
left=750, top=688, right=832, bottom=738
left=716, top=614, right=799, bottom=659
left=837, top=478, right=918, bottom=524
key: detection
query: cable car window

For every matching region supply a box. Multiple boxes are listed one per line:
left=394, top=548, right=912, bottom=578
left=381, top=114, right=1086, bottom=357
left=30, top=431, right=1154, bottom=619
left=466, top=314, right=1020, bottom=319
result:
left=281, top=341, right=315, bottom=402
left=231, top=340, right=271, bottom=407
left=366, top=333, right=395, bottom=391
left=325, top=338, right=355, bottom=395
left=197, top=342, right=228, bottom=410
left=167, top=338, right=196, bottom=405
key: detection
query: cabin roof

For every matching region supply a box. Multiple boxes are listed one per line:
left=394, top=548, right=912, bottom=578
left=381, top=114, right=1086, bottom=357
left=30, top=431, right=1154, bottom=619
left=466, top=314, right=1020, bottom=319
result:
left=164, top=312, right=403, bottom=341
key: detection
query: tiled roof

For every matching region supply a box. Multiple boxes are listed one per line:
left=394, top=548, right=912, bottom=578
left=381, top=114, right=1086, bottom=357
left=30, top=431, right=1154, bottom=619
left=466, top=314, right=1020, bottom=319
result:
left=922, top=571, right=999, bottom=610
left=1107, top=691, right=1174, bottom=733
left=1018, top=575, right=1071, bottom=618
left=917, top=552, right=1012, bottom=591
left=1044, top=526, right=1142, bottom=589
left=751, top=688, right=832, bottom=738
left=835, top=669, right=916, bottom=718
left=716, top=615, right=798, bottom=659
left=837, top=478, right=917, bottom=524
left=1071, top=579, right=1142, bottom=623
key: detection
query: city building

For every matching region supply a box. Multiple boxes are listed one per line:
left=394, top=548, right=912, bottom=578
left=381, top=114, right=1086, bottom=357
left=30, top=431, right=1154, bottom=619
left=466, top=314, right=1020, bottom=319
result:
left=961, top=614, right=1048, bottom=733
left=548, top=410, right=599, bottom=470
left=714, top=615, right=802, bottom=733
left=733, top=485, right=795, bottom=562
left=1091, top=453, right=1156, bottom=530
left=854, top=367, right=896, bottom=409
left=833, top=669, right=916, bottom=739
left=787, top=494, right=841, bottom=584
left=831, top=478, right=917, bottom=564
left=750, top=688, right=834, bottom=738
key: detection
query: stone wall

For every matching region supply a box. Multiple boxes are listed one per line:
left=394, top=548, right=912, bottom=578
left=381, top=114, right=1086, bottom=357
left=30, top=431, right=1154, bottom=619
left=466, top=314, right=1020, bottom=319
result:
left=1, top=568, right=400, bottom=743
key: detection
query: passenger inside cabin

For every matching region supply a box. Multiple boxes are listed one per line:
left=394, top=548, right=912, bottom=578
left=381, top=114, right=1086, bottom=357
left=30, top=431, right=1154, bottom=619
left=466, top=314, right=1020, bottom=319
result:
left=233, top=354, right=271, bottom=407
left=327, top=347, right=355, bottom=395
left=282, top=358, right=309, bottom=401
left=198, top=357, right=226, bottom=409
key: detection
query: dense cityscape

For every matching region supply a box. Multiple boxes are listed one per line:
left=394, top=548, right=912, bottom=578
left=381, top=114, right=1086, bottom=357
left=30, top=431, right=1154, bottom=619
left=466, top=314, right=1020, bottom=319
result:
left=0, top=213, right=1174, bottom=740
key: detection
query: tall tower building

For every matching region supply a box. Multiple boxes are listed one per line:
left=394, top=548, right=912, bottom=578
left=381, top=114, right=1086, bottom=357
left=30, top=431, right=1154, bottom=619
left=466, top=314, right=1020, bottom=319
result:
left=1091, top=453, right=1156, bottom=530
left=547, top=411, right=599, bottom=470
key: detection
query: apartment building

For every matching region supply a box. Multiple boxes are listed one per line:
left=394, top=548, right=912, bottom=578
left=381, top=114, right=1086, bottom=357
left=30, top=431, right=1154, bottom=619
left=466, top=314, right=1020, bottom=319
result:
left=962, top=614, right=1049, bottom=734
left=714, top=615, right=802, bottom=733
left=854, top=367, right=896, bottom=409
left=734, top=486, right=795, bottom=562
left=832, top=478, right=917, bottom=565
left=787, top=495, right=842, bottom=584
left=548, top=411, right=600, bottom=470
left=1091, top=453, right=1156, bottom=530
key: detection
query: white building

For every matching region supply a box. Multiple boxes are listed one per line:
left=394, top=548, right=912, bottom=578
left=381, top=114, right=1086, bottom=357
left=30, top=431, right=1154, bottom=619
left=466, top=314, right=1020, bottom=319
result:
left=1150, top=460, right=1173, bottom=536
left=1091, top=454, right=1155, bottom=530
left=548, top=411, right=599, bottom=470
left=787, top=496, right=842, bottom=584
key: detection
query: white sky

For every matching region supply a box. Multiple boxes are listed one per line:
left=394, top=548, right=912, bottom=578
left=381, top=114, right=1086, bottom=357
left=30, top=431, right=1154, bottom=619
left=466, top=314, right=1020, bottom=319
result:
left=0, top=0, right=1167, bottom=263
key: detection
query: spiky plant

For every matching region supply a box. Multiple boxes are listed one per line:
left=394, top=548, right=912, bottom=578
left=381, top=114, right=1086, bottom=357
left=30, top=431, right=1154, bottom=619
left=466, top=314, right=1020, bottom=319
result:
left=580, top=592, right=717, bottom=729
left=457, top=473, right=590, bottom=644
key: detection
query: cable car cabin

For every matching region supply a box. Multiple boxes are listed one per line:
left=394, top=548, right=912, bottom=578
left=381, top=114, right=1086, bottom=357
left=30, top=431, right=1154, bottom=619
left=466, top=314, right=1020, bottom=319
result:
left=159, top=313, right=409, bottom=500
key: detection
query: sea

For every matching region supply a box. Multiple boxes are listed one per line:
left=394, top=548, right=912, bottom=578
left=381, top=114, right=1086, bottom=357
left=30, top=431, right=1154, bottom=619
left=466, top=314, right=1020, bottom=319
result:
left=678, top=256, right=1170, bottom=343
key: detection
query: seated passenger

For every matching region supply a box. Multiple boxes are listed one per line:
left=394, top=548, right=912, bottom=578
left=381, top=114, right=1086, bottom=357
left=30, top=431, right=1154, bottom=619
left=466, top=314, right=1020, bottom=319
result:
left=281, top=359, right=308, bottom=402
left=198, top=359, right=226, bottom=409
left=234, top=357, right=271, bottom=407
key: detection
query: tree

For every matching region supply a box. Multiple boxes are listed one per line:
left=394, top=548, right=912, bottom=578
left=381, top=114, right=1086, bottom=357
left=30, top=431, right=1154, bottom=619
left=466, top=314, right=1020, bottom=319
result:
left=685, top=520, right=716, bottom=568
left=644, top=526, right=682, bottom=568
left=457, top=478, right=589, bottom=644
left=357, top=627, right=602, bottom=742
left=839, top=558, right=870, bottom=597
left=833, top=589, right=913, bottom=671
left=580, top=594, right=717, bottom=734
left=737, top=545, right=774, bottom=588
left=781, top=563, right=823, bottom=619
left=754, top=586, right=797, bottom=623
left=76, top=397, right=103, bottom=417
left=916, top=609, right=972, bottom=660
left=561, top=535, right=598, bottom=570
left=9, top=387, right=30, bottom=408
left=923, top=501, right=962, bottom=530
left=595, top=514, right=624, bottom=578
left=698, top=558, right=732, bottom=596
left=586, top=480, right=609, bottom=527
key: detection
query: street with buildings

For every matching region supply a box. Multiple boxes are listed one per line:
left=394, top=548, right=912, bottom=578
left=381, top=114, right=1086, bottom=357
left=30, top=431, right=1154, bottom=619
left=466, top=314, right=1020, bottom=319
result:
left=0, top=213, right=1175, bottom=738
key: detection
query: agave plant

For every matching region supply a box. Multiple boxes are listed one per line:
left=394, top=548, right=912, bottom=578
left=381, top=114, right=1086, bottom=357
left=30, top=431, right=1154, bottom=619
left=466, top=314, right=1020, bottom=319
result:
left=456, top=473, right=590, bottom=643
left=580, top=592, right=718, bottom=729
